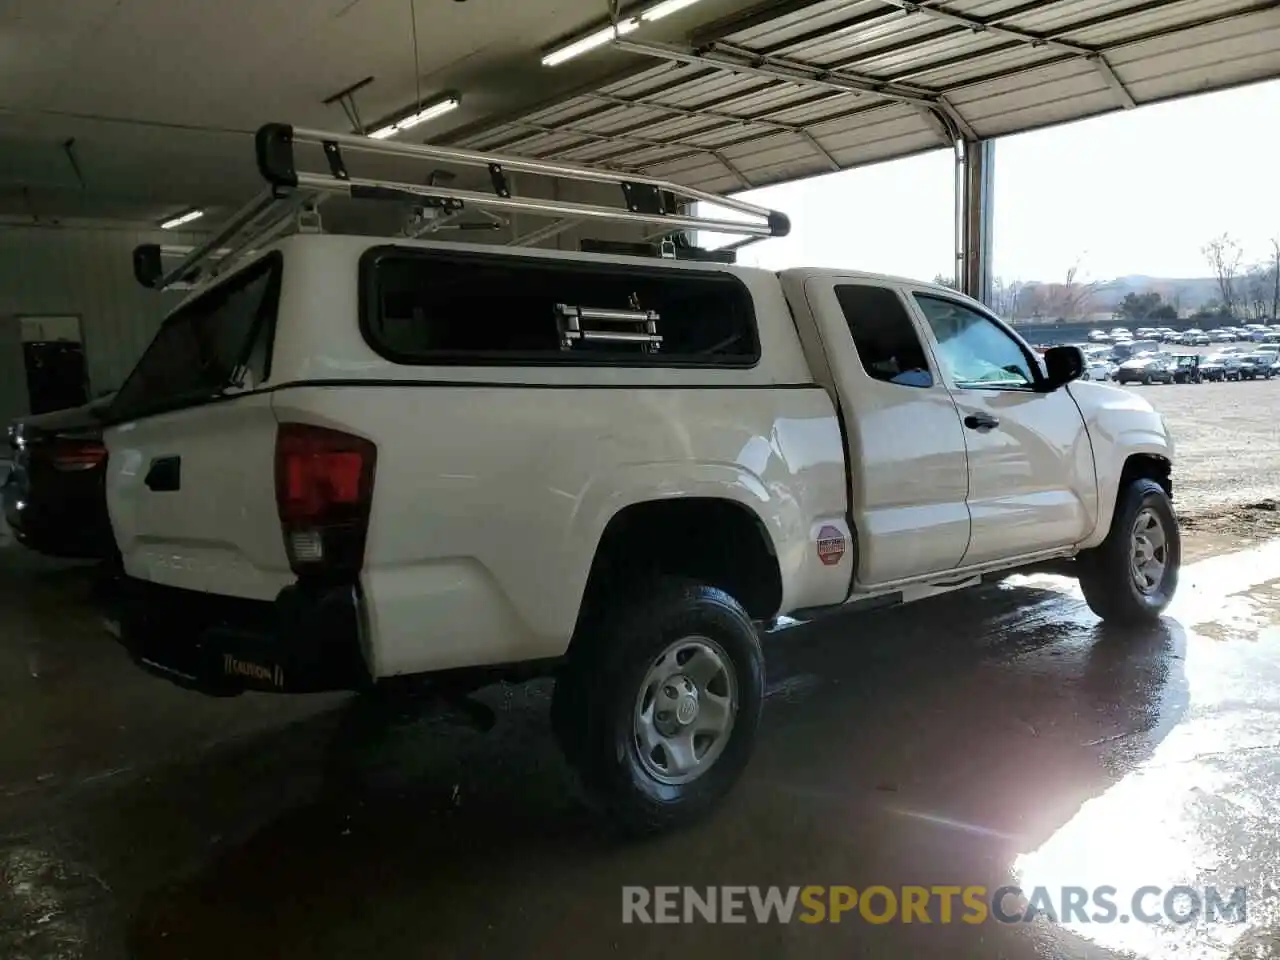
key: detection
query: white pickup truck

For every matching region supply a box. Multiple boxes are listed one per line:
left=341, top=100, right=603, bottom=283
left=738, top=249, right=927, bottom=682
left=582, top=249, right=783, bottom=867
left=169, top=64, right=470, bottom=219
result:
left=104, top=125, right=1179, bottom=834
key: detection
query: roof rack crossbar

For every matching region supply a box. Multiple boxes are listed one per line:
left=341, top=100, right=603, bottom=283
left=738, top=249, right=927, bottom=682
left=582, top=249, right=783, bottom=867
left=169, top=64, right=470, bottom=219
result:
left=150, top=187, right=276, bottom=290
left=280, top=125, right=785, bottom=230
left=292, top=171, right=776, bottom=236
left=138, top=122, right=792, bottom=291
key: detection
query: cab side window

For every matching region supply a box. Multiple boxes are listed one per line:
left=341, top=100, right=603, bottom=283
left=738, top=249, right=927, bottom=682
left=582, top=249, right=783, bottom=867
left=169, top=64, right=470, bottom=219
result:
left=914, top=294, right=1036, bottom=389
left=835, top=285, right=934, bottom=388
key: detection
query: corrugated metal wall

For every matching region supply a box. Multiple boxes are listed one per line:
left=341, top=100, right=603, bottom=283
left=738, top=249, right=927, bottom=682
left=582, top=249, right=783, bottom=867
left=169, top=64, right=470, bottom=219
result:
left=0, top=225, right=201, bottom=425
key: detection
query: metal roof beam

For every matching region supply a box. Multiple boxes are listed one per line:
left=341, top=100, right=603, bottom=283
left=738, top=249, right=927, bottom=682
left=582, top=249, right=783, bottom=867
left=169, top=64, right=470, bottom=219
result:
left=586, top=91, right=843, bottom=171
left=490, top=118, right=755, bottom=187
left=479, top=118, right=800, bottom=185
left=874, top=0, right=1136, bottom=108
left=614, top=37, right=975, bottom=143
left=708, top=37, right=976, bottom=141
left=752, top=6, right=908, bottom=58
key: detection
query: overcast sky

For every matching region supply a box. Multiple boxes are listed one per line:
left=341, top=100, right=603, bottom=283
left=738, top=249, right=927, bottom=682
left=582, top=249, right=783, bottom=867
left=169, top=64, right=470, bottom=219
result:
left=703, top=78, right=1280, bottom=285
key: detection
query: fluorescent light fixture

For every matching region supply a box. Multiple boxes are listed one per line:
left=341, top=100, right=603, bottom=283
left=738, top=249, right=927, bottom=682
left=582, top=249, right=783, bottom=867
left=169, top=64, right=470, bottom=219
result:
left=367, top=95, right=461, bottom=140
left=640, top=0, right=703, bottom=21
left=159, top=209, right=204, bottom=230
left=542, top=17, right=638, bottom=67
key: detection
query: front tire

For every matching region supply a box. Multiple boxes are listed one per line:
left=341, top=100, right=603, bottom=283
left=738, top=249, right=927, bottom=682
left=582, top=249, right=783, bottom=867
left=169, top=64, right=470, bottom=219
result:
left=552, top=579, right=764, bottom=836
left=1077, top=478, right=1180, bottom=625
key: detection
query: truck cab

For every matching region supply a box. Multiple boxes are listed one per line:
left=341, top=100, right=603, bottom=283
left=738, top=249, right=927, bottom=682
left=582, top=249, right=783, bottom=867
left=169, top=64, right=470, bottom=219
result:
left=779, top=271, right=1169, bottom=589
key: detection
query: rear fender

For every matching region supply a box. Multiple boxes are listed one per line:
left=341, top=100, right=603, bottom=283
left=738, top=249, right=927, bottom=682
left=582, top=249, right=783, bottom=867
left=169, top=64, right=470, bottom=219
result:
left=566, top=461, right=851, bottom=628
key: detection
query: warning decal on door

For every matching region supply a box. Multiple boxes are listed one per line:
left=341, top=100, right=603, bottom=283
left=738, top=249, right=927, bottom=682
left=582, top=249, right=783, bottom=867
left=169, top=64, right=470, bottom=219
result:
left=816, top=526, right=846, bottom=566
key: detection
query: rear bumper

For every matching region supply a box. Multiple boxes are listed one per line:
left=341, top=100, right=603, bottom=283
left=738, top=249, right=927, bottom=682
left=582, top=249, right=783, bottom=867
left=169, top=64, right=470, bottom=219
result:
left=117, top=578, right=371, bottom=696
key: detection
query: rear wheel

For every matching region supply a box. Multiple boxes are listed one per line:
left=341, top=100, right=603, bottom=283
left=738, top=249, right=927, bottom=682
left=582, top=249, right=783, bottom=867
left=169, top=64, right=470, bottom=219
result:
left=1078, top=479, right=1180, bottom=624
left=552, top=579, right=764, bottom=835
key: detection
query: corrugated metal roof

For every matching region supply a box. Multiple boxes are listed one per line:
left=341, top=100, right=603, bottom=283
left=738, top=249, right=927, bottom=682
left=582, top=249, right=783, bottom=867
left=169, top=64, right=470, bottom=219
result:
left=450, top=0, right=1280, bottom=193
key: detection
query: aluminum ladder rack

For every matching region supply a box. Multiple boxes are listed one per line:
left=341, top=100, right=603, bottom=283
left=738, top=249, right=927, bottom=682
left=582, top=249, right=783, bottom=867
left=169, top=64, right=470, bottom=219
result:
left=134, top=122, right=791, bottom=291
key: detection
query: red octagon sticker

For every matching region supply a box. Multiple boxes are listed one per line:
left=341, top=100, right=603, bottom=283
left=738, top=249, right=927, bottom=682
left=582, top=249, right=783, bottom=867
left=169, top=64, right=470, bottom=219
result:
left=816, top=525, right=846, bottom=566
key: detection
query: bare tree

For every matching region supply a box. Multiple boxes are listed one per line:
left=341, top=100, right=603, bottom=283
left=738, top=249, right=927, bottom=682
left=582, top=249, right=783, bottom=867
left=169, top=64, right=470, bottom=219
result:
left=1040, top=259, right=1097, bottom=320
left=991, top=277, right=1025, bottom=318
left=1202, top=233, right=1244, bottom=317
left=1243, top=264, right=1272, bottom=320
left=1271, top=238, right=1280, bottom=321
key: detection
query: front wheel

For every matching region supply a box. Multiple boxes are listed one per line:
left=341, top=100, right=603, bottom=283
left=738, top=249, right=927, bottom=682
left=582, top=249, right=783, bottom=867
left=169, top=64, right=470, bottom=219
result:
left=1077, top=478, right=1180, bottom=624
left=552, top=579, right=764, bottom=835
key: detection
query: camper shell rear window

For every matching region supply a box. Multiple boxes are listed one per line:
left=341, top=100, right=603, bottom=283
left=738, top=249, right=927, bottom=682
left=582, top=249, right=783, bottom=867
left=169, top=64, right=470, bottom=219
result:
left=108, top=252, right=282, bottom=422
left=359, top=246, right=760, bottom=368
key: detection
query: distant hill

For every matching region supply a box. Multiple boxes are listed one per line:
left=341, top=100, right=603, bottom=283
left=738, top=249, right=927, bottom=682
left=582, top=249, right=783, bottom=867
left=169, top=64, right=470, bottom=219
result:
left=1088, top=275, right=1221, bottom=310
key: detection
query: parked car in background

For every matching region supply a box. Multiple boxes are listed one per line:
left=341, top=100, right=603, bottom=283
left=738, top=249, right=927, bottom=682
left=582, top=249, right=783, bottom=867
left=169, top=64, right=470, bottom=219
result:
left=1112, top=338, right=1161, bottom=361
left=1084, top=358, right=1115, bottom=381
left=1177, top=328, right=1205, bottom=345
left=1087, top=329, right=1112, bottom=343
left=1209, top=329, right=1235, bottom=343
left=1199, top=356, right=1227, bottom=381
left=1110, top=326, right=1131, bottom=338
left=1262, top=331, right=1280, bottom=345
left=1116, top=355, right=1174, bottom=384
left=1171, top=355, right=1202, bottom=383
left=3, top=394, right=117, bottom=559
left=1222, top=356, right=1251, bottom=381
left=1239, top=351, right=1278, bottom=380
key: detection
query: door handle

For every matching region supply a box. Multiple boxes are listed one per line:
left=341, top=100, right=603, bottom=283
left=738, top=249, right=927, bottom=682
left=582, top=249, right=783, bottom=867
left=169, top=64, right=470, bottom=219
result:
left=963, top=412, right=1000, bottom=431
left=145, top=456, right=181, bottom=491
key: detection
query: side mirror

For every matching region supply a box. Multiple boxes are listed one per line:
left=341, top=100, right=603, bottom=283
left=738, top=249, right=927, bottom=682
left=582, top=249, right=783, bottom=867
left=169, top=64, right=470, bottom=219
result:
left=1042, top=345, right=1085, bottom=390
left=133, top=243, right=169, bottom=289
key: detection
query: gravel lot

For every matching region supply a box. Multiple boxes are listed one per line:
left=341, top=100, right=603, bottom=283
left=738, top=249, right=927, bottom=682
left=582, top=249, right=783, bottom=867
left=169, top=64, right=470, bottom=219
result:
left=1117, top=376, right=1280, bottom=548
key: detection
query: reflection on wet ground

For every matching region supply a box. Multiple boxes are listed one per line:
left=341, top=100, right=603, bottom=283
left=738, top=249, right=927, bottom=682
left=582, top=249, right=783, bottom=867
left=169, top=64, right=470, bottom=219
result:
left=2, top=541, right=1280, bottom=959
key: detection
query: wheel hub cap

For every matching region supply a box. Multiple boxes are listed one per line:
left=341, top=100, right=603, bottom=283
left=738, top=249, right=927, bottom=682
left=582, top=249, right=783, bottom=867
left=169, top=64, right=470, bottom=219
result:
left=1130, top=507, right=1168, bottom=595
left=633, top=637, right=737, bottom=785
left=655, top=676, right=700, bottom=734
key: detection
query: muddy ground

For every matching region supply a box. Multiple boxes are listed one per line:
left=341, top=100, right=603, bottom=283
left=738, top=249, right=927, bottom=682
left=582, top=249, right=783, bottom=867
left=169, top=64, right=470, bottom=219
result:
left=1127, top=377, right=1280, bottom=558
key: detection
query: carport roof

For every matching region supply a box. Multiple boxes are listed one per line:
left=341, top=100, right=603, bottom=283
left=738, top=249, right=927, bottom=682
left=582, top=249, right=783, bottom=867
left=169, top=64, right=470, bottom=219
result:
left=1, top=0, right=1278, bottom=227
left=447, top=0, right=1280, bottom=194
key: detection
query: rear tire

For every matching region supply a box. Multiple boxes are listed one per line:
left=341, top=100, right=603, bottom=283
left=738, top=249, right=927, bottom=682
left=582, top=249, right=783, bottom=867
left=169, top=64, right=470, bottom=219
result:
left=552, top=578, right=764, bottom=836
left=1077, top=479, right=1180, bottom=625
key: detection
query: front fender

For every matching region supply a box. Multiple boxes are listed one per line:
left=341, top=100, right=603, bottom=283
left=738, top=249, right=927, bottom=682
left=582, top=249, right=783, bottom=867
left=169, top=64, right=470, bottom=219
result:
left=1069, top=381, right=1173, bottom=548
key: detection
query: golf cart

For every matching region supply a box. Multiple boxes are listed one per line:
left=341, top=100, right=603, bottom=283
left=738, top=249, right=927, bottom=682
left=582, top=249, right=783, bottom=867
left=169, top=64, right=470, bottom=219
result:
left=1172, top=355, right=1203, bottom=384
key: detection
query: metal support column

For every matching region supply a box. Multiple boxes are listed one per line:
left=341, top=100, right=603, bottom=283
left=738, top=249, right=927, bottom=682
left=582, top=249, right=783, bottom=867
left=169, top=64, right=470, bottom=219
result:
left=955, top=138, right=995, bottom=305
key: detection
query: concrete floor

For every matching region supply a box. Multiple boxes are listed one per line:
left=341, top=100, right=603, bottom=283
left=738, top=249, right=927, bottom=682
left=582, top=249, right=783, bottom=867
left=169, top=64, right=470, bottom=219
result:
left=3, top=536, right=1280, bottom=960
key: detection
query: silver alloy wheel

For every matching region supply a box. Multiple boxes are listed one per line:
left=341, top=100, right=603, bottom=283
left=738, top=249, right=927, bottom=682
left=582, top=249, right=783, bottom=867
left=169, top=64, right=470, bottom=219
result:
left=1130, top=507, right=1168, bottom=595
left=633, top=636, right=738, bottom=785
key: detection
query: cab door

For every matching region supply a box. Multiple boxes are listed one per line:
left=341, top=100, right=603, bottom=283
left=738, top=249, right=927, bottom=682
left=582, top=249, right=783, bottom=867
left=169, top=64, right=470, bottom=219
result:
left=780, top=271, right=971, bottom=586
left=905, top=290, right=1098, bottom=564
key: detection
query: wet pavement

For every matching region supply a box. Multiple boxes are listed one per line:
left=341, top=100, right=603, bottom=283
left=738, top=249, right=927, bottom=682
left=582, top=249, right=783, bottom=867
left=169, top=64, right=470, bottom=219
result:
left=3, top=537, right=1280, bottom=959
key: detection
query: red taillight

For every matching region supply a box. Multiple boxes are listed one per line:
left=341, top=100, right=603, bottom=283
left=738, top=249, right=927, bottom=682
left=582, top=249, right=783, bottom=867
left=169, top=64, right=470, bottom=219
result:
left=50, top=440, right=107, bottom=472
left=274, top=423, right=377, bottom=578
